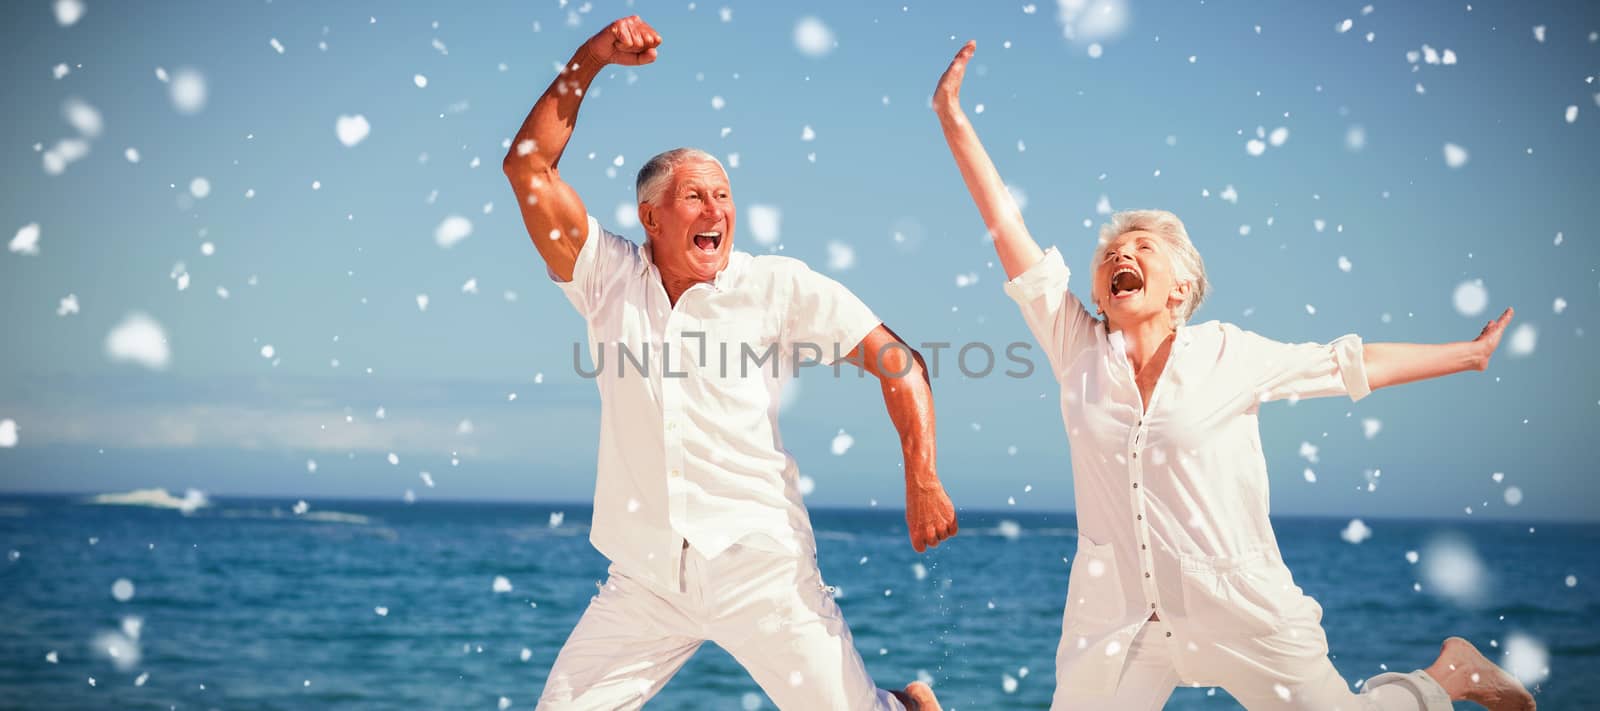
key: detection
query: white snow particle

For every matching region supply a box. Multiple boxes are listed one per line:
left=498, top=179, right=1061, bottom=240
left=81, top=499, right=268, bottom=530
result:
left=336, top=115, right=371, bottom=147
left=1443, top=143, right=1470, bottom=168
left=435, top=215, right=473, bottom=248
left=54, top=0, right=85, bottom=26
left=1452, top=279, right=1488, bottom=316
left=831, top=430, right=855, bottom=456
left=1298, top=441, right=1319, bottom=463
left=1361, top=418, right=1381, bottom=439
left=1502, top=633, right=1550, bottom=685
left=1341, top=519, right=1372, bottom=544
left=826, top=241, right=855, bottom=271
left=169, top=68, right=207, bottom=114
left=747, top=205, right=781, bottom=245
left=1508, top=324, right=1537, bottom=356
left=1504, top=486, right=1523, bottom=506
left=105, top=313, right=170, bottom=370
left=63, top=98, right=102, bottom=138
left=1346, top=125, right=1366, bottom=151
left=793, top=17, right=836, bottom=58
left=9, top=223, right=41, bottom=256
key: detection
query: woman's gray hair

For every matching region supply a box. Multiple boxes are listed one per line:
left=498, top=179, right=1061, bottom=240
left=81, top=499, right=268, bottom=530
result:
left=635, top=147, right=725, bottom=206
left=1092, top=209, right=1208, bottom=325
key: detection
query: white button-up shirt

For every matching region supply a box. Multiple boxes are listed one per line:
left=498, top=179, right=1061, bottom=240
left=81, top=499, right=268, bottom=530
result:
left=554, top=216, right=881, bottom=590
left=1005, top=247, right=1372, bottom=694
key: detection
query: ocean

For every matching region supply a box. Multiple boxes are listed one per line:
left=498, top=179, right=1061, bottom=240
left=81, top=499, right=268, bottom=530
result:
left=0, top=494, right=1594, bottom=710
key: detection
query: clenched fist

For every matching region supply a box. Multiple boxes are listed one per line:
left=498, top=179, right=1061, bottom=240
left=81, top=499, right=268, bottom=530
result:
left=583, top=15, right=662, bottom=67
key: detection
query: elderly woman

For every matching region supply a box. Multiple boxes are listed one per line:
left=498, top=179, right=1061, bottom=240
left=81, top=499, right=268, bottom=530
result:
left=933, top=42, right=1533, bottom=711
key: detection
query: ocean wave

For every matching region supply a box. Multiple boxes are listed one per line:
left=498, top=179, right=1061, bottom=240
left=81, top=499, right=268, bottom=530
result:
left=300, top=511, right=373, bottom=525
left=87, top=487, right=208, bottom=513
left=815, top=531, right=858, bottom=542
left=506, top=525, right=588, bottom=541
left=217, top=508, right=374, bottom=525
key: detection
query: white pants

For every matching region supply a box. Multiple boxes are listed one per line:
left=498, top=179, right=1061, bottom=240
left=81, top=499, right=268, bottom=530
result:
left=536, top=543, right=905, bottom=711
left=1052, top=620, right=1453, bottom=710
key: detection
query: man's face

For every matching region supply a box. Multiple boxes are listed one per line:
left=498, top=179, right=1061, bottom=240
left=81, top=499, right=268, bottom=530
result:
left=640, top=158, right=736, bottom=284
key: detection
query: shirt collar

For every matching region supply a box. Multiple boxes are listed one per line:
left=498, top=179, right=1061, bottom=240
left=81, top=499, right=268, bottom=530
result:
left=1105, top=322, right=1192, bottom=353
left=638, top=239, right=748, bottom=292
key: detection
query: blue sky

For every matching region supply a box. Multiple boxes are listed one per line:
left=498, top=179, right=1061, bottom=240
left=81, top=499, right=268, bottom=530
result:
left=1, top=0, right=1597, bottom=521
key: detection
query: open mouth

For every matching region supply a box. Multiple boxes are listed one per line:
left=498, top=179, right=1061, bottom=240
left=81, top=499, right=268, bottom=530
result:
left=693, top=231, right=722, bottom=253
left=1109, top=267, right=1144, bottom=300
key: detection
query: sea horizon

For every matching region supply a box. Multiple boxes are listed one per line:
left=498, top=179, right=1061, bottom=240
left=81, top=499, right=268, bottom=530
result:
left=2, top=489, right=1593, bottom=526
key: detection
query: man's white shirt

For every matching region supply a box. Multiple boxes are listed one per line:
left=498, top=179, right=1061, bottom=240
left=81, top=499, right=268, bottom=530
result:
left=1004, top=247, right=1372, bottom=695
left=554, top=216, right=881, bottom=590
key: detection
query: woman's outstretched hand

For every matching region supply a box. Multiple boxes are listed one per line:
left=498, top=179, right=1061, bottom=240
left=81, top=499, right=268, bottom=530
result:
left=933, top=40, right=976, bottom=115
left=1471, top=307, right=1515, bottom=370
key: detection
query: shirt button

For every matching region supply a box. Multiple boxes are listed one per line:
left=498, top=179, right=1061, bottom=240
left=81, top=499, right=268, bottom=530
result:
left=669, top=469, right=681, bottom=477
left=1141, top=544, right=1147, bottom=550
left=1145, top=572, right=1151, bottom=578
left=1151, top=603, right=1157, bottom=609
left=1166, top=631, right=1173, bottom=638
left=1137, top=514, right=1143, bottom=521
left=1132, top=452, right=1138, bottom=459
left=1132, top=483, right=1139, bottom=489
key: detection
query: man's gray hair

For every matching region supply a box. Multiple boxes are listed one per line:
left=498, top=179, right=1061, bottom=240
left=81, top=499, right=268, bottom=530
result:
left=635, top=147, right=725, bottom=206
left=1093, top=209, right=1209, bottom=324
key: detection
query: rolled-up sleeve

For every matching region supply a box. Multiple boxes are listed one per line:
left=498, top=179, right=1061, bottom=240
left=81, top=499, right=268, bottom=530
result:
left=1003, top=247, right=1100, bottom=381
left=1226, top=323, right=1372, bottom=403
left=551, top=215, right=636, bottom=319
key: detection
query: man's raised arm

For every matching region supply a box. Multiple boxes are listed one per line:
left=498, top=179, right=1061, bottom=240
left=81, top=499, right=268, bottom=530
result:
left=502, top=16, right=661, bottom=282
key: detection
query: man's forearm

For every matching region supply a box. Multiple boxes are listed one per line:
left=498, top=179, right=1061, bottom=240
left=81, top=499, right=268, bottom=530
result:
left=504, top=47, right=604, bottom=172
left=880, top=353, right=939, bottom=489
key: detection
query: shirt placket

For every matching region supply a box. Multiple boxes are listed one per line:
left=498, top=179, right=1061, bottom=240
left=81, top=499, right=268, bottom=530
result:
left=1127, top=417, right=1165, bottom=634
left=660, top=298, right=690, bottom=588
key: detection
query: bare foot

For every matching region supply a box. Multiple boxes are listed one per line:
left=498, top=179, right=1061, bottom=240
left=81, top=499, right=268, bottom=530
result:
left=1424, top=637, right=1535, bottom=710
left=891, top=681, right=942, bottom=711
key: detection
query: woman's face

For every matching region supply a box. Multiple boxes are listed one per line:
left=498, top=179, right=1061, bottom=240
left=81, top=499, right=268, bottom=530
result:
left=1092, top=229, right=1189, bottom=328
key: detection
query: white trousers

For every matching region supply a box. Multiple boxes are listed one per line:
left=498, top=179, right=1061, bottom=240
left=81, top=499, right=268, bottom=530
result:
left=536, top=542, right=905, bottom=711
left=1052, top=620, right=1453, bottom=710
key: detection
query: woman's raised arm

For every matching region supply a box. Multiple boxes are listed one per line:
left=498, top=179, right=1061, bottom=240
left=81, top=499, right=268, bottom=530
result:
left=933, top=41, right=1046, bottom=280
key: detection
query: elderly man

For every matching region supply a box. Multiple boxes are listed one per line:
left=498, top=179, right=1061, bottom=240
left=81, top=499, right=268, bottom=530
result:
left=502, top=16, right=954, bottom=711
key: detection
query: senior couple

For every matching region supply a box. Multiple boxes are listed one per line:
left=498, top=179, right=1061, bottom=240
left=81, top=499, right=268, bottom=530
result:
left=502, top=16, right=1533, bottom=711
